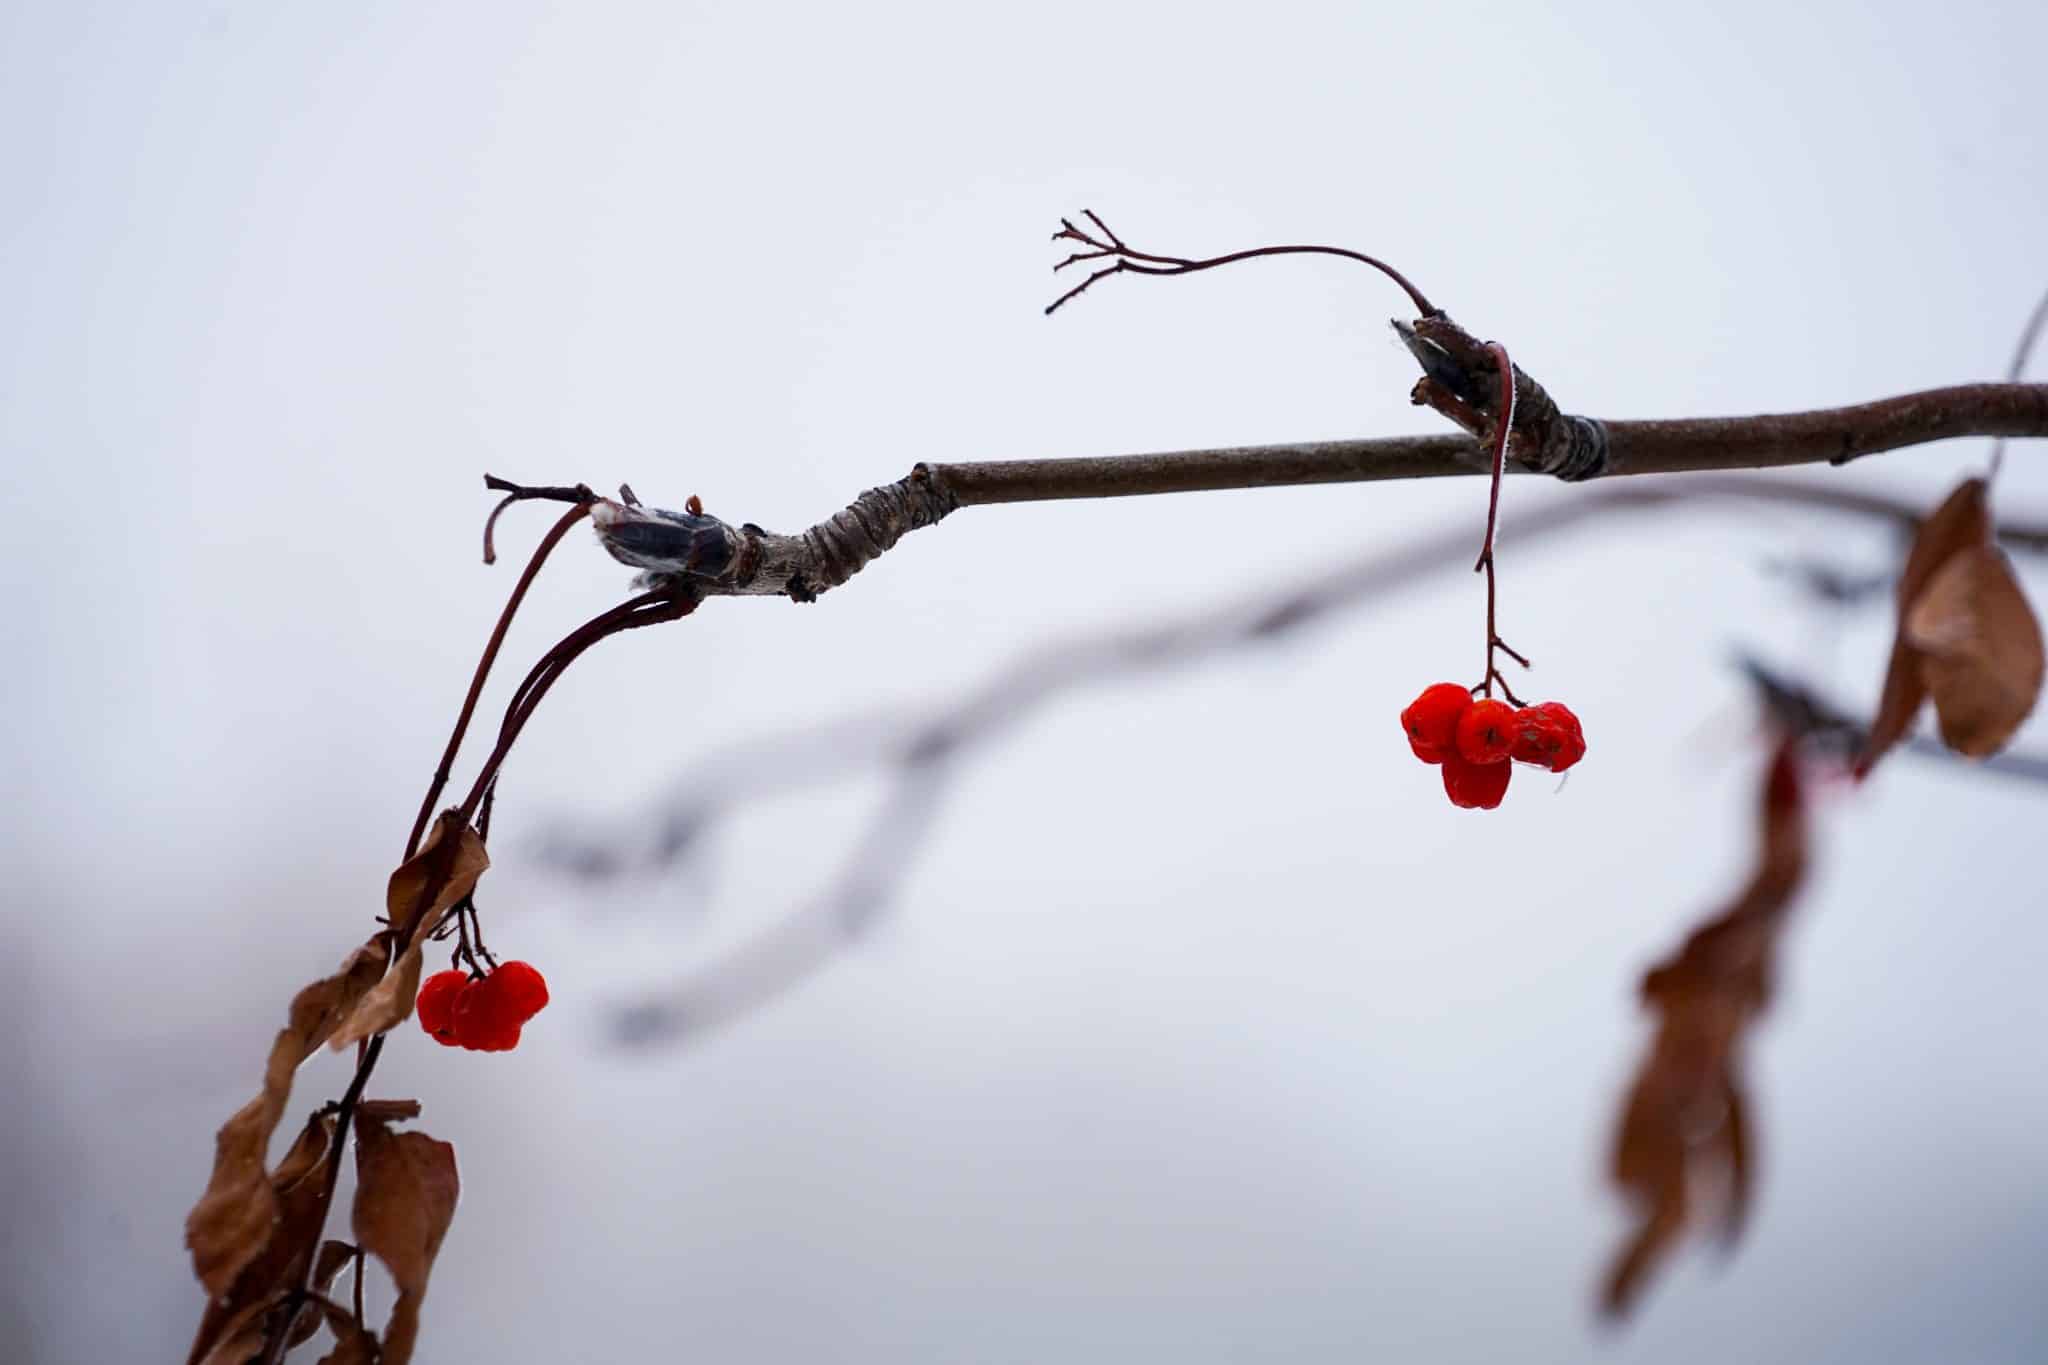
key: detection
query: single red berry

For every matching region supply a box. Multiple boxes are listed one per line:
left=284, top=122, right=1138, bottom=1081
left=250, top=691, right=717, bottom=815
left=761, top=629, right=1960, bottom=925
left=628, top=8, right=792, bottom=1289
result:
left=1455, top=698, right=1518, bottom=764
left=1442, top=753, right=1512, bottom=809
left=1510, top=707, right=1564, bottom=768
left=1401, top=683, right=1472, bottom=762
left=493, top=960, right=550, bottom=1021
left=416, top=970, right=469, bottom=1046
left=1511, top=701, right=1588, bottom=772
left=453, top=971, right=523, bottom=1053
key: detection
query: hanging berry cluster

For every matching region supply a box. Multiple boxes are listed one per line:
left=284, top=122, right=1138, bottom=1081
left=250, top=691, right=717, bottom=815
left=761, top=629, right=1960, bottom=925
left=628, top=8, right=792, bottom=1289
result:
left=1401, top=684, right=1584, bottom=808
left=417, top=960, right=550, bottom=1052
left=1397, top=339, right=1587, bottom=808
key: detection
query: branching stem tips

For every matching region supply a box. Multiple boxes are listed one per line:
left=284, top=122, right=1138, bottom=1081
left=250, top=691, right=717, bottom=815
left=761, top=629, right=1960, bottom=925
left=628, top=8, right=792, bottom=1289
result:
left=1045, top=209, right=1441, bottom=318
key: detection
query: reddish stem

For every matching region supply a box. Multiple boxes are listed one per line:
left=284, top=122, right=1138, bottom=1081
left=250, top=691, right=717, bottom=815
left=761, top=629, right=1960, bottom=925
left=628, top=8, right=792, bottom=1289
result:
left=403, top=495, right=593, bottom=860
left=1474, top=340, right=1527, bottom=705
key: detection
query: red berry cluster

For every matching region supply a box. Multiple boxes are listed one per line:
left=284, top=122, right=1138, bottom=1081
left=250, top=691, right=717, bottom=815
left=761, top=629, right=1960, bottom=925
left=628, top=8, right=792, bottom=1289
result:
left=416, top=961, right=550, bottom=1052
left=1400, top=683, right=1585, bottom=809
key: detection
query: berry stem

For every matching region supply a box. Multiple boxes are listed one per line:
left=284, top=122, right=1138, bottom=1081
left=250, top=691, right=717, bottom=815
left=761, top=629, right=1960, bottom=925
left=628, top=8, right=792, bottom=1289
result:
left=1473, top=340, right=1528, bottom=705
left=404, top=493, right=594, bottom=861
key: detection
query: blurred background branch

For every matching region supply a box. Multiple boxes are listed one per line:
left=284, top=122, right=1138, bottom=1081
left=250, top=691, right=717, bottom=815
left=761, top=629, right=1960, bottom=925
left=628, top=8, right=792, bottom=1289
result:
left=544, top=472, right=2048, bottom=1047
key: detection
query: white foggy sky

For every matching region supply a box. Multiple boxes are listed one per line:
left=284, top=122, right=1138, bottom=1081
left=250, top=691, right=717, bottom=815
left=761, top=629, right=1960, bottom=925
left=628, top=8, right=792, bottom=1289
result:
left=4, top=2, right=2046, bottom=1361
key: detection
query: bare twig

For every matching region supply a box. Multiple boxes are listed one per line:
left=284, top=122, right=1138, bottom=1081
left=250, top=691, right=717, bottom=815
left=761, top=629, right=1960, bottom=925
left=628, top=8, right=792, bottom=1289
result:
left=1739, top=653, right=2048, bottom=782
left=407, top=491, right=595, bottom=860
left=1988, top=281, right=2048, bottom=483
left=1045, top=210, right=1440, bottom=318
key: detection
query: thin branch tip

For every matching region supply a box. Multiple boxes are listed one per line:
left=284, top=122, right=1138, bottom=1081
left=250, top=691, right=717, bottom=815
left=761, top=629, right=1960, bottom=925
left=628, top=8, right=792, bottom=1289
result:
left=1044, top=207, right=1439, bottom=318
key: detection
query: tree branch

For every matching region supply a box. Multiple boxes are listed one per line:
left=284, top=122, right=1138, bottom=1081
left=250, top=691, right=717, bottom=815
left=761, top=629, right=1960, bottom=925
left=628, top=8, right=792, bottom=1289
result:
left=566, top=382, right=2048, bottom=605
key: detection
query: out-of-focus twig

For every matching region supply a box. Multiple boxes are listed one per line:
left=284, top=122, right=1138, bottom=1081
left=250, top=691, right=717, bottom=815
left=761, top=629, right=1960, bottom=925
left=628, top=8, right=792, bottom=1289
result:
left=1988, top=281, right=2048, bottom=482
left=540, top=475, right=2048, bottom=1048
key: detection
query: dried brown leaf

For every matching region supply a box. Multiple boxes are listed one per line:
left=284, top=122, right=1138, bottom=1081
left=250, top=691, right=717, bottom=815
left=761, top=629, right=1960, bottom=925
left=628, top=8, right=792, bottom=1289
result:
left=331, top=815, right=488, bottom=1051
left=1859, top=636, right=1930, bottom=778
left=1905, top=543, right=2045, bottom=756
left=300, top=1294, right=381, bottom=1365
left=188, top=1111, right=340, bottom=1363
left=1602, top=740, right=1808, bottom=1317
left=286, top=1235, right=365, bottom=1349
left=315, top=1321, right=381, bottom=1365
left=311, top=1240, right=357, bottom=1297
left=193, top=1293, right=283, bottom=1365
left=352, top=1113, right=459, bottom=1365
left=186, top=944, right=384, bottom=1299
left=1858, top=478, right=1993, bottom=774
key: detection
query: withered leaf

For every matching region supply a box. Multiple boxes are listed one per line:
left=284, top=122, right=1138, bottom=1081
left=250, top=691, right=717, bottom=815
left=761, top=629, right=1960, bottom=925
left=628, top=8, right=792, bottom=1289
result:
left=1905, top=543, right=2045, bottom=755
left=352, top=1111, right=459, bottom=1365
left=189, top=1111, right=339, bottom=1363
left=331, top=815, right=489, bottom=1051
left=1859, top=479, right=1990, bottom=773
left=303, top=1293, right=381, bottom=1365
left=186, top=944, right=384, bottom=1299
left=286, top=1232, right=361, bottom=1349
left=193, top=1293, right=284, bottom=1365
left=311, top=1239, right=357, bottom=1297
left=317, top=1326, right=382, bottom=1365
left=1856, top=477, right=2043, bottom=771
left=1602, top=739, right=1807, bottom=1317
left=315, top=1318, right=381, bottom=1365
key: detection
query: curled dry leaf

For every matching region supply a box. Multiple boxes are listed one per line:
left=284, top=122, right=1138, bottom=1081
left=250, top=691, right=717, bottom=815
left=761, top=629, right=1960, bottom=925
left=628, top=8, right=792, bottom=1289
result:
left=185, top=944, right=384, bottom=1299
left=192, top=1292, right=286, bottom=1365
left=330, top=813, right=489, bottom=1052
left=306, top=1293, right=381, bottom=1365
left=1859, top=478, right=2044, bottom=772
left=315, top=1321, right=381, bottom=1365
left=352, top=1110, right=459, bottom=1365
left=1602, top=739, right=1808, bottom=1318
left=311, top=1239, right=358, bottom=1297
left=286, top=1244, right=366, bottom=1350
left=1905, top=543, right=2046, bottom=755
left=187, top=1110, right=338, bottom=1364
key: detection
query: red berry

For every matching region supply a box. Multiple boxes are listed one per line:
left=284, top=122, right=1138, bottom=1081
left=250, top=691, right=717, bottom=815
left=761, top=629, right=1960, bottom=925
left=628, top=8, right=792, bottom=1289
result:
left=453, top=971, right=523, bottom=1053
left=416, top=970, right=469, bottom=1046
left=493, top=960, right=550, bottom=1021
left=1512, top=701, right=1586, bottom=772
left=1442, top=754, right=1512, bottom=809
left=1455, top=699, right=1518, bottom=764
left=1401, top=683, right=1472, bottom=762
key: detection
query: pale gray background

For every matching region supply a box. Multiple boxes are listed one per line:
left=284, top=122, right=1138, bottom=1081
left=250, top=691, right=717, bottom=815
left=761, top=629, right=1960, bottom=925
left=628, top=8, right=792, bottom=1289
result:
left=4, top=2, right=2046, bottom=1361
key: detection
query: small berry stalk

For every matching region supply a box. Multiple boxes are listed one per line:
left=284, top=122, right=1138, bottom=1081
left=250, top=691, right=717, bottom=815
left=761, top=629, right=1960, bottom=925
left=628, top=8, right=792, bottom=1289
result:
left=1398, top=342, right=1586, bottom=808
left=1036, top=214, right=1585, bottom=811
